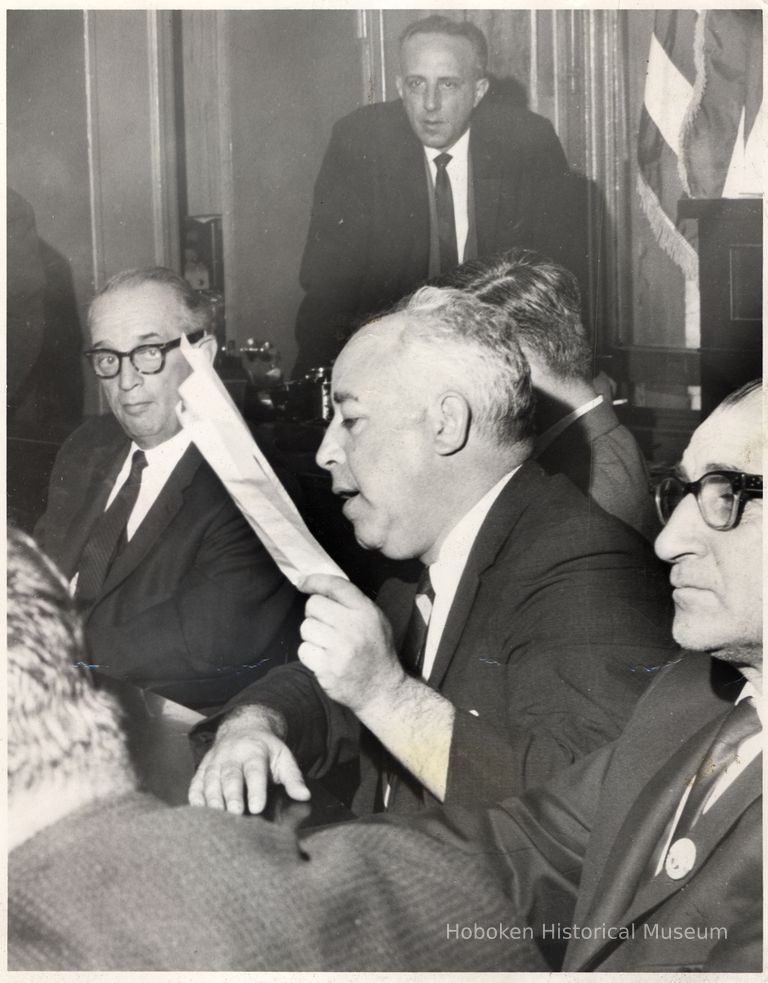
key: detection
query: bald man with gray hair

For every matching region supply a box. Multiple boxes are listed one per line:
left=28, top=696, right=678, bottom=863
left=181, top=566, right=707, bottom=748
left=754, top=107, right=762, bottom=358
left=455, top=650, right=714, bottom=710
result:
left=191, top=286, right=675, bottom=817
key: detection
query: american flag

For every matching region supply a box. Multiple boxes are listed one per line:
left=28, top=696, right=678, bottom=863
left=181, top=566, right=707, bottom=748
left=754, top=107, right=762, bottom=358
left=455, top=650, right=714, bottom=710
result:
left=637, top=10, right=763, bottom=342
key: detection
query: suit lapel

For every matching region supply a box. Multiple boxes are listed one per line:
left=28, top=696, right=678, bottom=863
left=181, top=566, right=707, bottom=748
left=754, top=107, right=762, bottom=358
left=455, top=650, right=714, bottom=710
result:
left=568, top=720, right=761, bottom=970
left=428, top=465, right=537, bottom=689
left=93, top=445, right=203, bottom=603
left=470, top=125, right=504, bottom=255
left=59, top=441, right=129, bottom=578
left=388, top=105, right=431, bottom=278
left=620, top=754, right=761, bottom=919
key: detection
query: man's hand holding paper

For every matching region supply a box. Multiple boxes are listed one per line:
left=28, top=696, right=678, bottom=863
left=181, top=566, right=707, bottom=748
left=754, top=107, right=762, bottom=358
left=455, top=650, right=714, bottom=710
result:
left=298, top=574, right=404, bottom=715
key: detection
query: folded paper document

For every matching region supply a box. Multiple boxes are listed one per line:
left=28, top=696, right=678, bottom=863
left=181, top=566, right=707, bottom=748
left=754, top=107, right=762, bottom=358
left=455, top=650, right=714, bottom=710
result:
left=177, top=335, right=346, bottom=586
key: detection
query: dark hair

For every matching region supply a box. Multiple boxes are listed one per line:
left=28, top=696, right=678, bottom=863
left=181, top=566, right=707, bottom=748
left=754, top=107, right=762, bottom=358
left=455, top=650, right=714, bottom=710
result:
left=88, top=266, right=212, bottom=335
left=400, top=15, right=488, bottom=78
left=445, top=249, right=592, bottom=381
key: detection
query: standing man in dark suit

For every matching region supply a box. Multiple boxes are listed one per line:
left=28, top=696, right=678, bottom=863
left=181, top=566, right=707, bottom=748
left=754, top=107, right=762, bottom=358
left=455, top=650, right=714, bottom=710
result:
left=190, top=286, right=675, bottom=816
left=35, top=267, right=302, bottom=709
left=293, top=14, right=574, bottom=375
left=449, top=249, right=659, bottom=539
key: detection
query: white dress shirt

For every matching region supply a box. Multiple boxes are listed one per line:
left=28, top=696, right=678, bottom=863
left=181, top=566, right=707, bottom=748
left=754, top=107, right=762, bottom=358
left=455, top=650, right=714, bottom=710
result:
left=422, top=468, right=520, bottom=681
left=653, top=682, right=762, bottom=876
left=425, top=127, right=471, bottom=263
left=70, top=429, right=192, bottom=593
left=105, top=429, right=192, bottom=540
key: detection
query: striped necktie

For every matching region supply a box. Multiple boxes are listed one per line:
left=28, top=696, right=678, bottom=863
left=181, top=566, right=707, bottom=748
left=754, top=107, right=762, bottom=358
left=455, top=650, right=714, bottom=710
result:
left=401, top=567, right=435, bottom=676
left=75, top=449, right=147, bottom=603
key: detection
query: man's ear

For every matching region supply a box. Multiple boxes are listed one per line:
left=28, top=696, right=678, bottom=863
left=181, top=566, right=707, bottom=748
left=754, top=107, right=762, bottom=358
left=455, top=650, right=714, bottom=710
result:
left=395, top=75, right=405, bottom=101
left=433, top=391, right=471, bottom=456
left=196, top=333, right=218, bottom=366
left=473, top=76, right=489, bottom=107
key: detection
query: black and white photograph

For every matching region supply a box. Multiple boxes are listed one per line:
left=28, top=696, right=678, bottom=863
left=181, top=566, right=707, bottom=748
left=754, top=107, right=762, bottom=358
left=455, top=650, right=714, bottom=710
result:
left=6, top=4, right=763, bottom=974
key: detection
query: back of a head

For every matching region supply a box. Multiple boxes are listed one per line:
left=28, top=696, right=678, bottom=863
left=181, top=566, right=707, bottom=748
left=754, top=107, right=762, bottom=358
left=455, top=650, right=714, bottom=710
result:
left=717, top=377, right=762, bottom=414
left=447, top=249, right=592, bottom=381
left=8, top=529, right=132, bottom=800
left=709, top=377, right=764, bottom=456
left=394, top=285, right=535, bottom=449
left=399, top=14, right=488, bottom=78
left=88, top=266, right=212, bottom=336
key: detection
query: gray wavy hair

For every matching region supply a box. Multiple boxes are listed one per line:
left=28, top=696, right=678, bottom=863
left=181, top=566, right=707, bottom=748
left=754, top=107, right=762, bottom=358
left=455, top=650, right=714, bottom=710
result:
left=7, top=528, right=133, bottom=797
left=392, top=285, right=535, bottom=448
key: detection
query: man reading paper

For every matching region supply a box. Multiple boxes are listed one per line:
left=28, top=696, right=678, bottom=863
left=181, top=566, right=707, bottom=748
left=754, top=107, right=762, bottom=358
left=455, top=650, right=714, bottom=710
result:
left=190, top=286, right=675, bottom=813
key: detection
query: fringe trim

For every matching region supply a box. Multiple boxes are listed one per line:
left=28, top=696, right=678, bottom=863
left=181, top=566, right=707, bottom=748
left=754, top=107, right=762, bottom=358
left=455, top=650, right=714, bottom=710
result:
left=678, top=10, right=709, bottom=195
left=636, top=171, right=699, bottom=280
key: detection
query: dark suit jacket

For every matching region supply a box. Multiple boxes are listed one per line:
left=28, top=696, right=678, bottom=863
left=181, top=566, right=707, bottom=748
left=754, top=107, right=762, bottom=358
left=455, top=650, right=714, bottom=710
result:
left=408, top=654, right=761, bottom=972
left=536, top=398, right=660, bottom=540
left=294, top=97, right=575, bottom=373
left=196, top=462, right=676, bottom=812
left=35, top=414, right=303, bottom=708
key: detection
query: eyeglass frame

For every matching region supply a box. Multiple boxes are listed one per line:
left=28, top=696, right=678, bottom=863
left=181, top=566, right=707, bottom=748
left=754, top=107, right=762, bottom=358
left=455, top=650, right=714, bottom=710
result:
left=83, top=328, right=206, bottom=379
left=655, top=469, right=763, bottom=532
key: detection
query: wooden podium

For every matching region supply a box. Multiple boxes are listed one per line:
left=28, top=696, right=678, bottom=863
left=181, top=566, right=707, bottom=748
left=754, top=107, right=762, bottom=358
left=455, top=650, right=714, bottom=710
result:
left=678, top=198, right=762, bottom=415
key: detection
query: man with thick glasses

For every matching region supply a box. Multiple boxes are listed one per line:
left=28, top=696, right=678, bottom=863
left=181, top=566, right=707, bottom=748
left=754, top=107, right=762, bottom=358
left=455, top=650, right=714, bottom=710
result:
left=34, top=267, right=303, bottom=709
left=389, top=377, right=762, bottom=971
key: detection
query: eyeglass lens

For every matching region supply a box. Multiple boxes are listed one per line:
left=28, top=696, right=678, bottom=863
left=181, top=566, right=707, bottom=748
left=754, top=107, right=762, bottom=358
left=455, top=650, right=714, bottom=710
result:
left=90, top=345, right=164, bottom=378
left=659, top=474, right=735, bottom=529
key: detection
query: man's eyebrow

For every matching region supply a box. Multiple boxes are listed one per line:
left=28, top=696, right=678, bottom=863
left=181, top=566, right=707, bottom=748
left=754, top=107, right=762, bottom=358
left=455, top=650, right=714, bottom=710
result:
left=674, top=461, right=738, bottom=480
left=332, top=390, right=359, bottom=405
left=90, top=332, right=163, bottom=348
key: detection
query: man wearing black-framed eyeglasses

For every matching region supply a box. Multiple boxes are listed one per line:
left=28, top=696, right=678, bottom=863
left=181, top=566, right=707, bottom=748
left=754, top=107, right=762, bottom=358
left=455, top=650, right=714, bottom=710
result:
left=34, top=267, right=303, bottom=710
left=654, top=379, right=763, bottom=665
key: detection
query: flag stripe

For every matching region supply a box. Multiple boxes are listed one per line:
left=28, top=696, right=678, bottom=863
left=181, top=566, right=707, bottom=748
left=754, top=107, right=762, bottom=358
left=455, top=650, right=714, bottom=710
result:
left=653, top=9, right=698, bottom=85
left=637, top=10, right=699, bottom=286
left=681, top=10, right=764, bottom=198
left=645, top=33, right=694, bottom=153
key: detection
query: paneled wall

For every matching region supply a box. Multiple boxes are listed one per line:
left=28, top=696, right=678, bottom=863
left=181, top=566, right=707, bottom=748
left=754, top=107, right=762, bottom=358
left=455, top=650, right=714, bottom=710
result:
left=8, top=9, right=180, bottom=421
left=9, top=9, right=698, bottom=423
left=8, top=10, right=94, bottom=423
left=180, top=10, right=362, bottom=372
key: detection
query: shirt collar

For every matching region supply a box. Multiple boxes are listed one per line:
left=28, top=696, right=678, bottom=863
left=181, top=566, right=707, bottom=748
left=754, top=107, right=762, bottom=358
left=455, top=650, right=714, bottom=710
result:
left=534, top=394, right=603, bottom=457
left=130, top=427, right=192, bottom=468
left=429, top=467, right=519, bottom=598
left=424, top=127, right=471, bottom=167
left=737, top=681, right=764, bottom=730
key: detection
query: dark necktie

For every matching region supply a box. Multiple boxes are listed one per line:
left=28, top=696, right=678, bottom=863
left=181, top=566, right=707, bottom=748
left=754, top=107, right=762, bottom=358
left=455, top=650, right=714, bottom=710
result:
left=76, top=449, right=147, bottom=603
left=434, top=152, right=458, bottom=273
left=400, top=567, right=435, bottom=677
left=657, top=697, right=760, bottom=881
